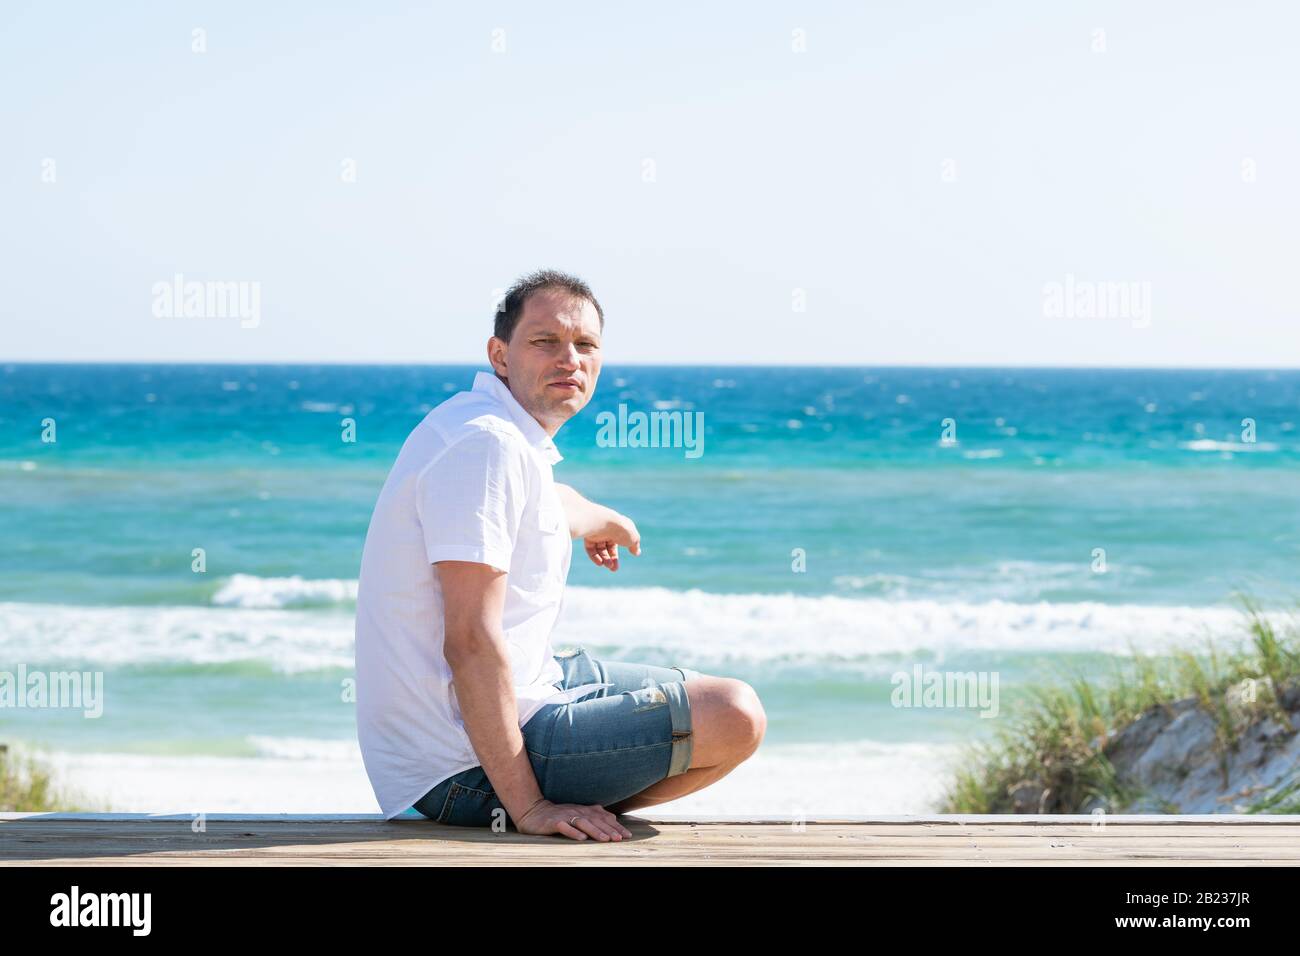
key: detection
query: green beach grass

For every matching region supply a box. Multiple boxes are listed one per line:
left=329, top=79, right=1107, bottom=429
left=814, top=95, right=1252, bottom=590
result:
left=0, top=744, right=107, bottom=813
left=941, top=599, right=1300, bottom=815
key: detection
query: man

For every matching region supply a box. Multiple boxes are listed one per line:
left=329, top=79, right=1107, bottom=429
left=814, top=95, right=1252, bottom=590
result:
left=355, top=269, right=765, bottom=841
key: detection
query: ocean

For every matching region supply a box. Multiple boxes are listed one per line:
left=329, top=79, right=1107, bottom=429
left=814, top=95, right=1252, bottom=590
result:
left=2, top=363, right=1298, bottom=815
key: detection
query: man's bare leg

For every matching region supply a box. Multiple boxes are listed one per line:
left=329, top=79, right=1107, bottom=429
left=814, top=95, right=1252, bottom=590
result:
left=606, top=763, right=739, bottom=814
left=607, top=675, right=765, bottom=815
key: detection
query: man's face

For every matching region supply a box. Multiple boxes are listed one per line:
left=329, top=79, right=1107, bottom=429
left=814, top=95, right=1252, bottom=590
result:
left=488, top=289, right=602, bottom=434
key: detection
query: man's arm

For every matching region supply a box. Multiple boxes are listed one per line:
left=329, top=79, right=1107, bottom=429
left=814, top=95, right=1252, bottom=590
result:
left=436, top=559, right=630, bottom=841
left=553, top=482, right=619, bottom=539
left=554, top=482, right=641, bottom=571
left=437, top=560, right=540, bottom=823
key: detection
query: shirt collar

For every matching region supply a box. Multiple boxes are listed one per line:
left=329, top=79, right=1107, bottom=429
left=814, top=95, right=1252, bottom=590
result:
left=471, top=371, right=563, bottom=465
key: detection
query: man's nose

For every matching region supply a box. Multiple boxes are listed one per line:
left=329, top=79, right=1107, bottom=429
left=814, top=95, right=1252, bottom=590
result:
left=556, top=343, right=581, bottom=369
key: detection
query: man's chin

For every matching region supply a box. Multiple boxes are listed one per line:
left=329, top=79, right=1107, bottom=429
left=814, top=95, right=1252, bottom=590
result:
left=549, top=393, right=588, bottom=419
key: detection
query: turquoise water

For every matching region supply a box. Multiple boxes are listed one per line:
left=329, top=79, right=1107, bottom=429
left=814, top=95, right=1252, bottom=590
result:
left=1, top=364, right=1297, bottom=807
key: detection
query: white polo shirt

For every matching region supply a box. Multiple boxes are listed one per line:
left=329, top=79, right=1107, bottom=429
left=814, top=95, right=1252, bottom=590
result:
left=354, top=370, right=611, bottom=819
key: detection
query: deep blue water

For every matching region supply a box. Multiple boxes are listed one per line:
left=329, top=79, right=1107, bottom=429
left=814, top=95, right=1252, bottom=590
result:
left=2, top=364, right=1298, bottom=607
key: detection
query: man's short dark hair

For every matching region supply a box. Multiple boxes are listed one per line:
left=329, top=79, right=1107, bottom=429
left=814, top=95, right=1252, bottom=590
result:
left=494, top=269, right=604, bottom=342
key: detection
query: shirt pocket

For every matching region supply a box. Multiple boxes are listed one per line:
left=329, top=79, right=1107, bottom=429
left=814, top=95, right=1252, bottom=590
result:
left=509, top=504, right=567, bottom=590
left=536, top=504, right=567, bottom=537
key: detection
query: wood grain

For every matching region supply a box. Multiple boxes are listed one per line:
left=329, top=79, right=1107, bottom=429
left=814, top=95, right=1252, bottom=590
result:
left=3, top=814, right=1299, bottom=865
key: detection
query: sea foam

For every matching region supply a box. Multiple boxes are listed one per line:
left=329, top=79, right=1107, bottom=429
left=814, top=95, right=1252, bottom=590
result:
left=0, top=582, right=1269, bottom=674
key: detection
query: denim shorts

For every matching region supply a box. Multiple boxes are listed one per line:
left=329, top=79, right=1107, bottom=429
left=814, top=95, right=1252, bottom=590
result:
left=413, top=646, right=702, bottom=827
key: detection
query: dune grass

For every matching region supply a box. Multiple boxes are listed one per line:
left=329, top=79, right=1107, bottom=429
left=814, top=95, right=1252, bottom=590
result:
left=0, top=743, right=108, bottom=813
left=939, top=599, right=1300, bottom=815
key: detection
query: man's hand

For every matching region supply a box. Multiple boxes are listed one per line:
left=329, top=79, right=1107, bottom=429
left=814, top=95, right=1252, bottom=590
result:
left=583, top=509, right=640, bottom=572
left=553, top=483, right=642, bottom=571
left=514, top=798, right=632, bottom=841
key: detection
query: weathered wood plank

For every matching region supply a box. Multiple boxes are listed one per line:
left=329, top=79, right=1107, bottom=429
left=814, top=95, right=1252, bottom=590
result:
left=2, top=814, right=1299, bottom=865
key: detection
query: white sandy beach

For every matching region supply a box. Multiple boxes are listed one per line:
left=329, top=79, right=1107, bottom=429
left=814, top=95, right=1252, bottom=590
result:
left=26, top=739, right=959, bottom=818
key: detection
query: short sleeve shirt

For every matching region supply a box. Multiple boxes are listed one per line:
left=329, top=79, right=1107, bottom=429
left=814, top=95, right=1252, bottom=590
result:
left=354, top=371, right=611, bottom=819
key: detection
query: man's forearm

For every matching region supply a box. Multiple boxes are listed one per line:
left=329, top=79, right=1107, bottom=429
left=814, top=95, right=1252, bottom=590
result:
left=554, top=482, right=614, bottom=539
left=444, top=632, right=544, bottom=823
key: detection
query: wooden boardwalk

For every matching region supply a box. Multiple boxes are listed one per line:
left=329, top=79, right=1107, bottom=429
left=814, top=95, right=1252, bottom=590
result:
left=3, top=813, right=1299, bottom=865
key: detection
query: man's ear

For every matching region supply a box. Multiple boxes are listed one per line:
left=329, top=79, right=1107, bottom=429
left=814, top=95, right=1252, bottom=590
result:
left=486, top=336, right=508, bottom=377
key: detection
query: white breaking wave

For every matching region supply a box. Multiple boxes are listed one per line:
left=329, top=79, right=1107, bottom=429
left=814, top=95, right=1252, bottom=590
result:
left=213, top=574, right=357, bottom=608
left=554, top=587, right=1258, bottom=666
left=0, top=584, right=1274, bottom=673
left=831, top=558, right=1151, bottom=602
left=0, top=601, right=354, bottom=673
left=1178, top=439, right=1279, bottom=453
left=246, top=735, right=360, bottom=761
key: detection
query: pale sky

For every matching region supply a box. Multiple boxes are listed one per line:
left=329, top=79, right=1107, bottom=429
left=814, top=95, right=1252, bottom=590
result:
left=2, top=1, right=1297, bottom=366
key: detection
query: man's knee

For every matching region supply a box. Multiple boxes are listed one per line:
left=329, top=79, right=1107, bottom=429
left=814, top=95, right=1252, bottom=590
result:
left=725, top=679, right=766, bottom=759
